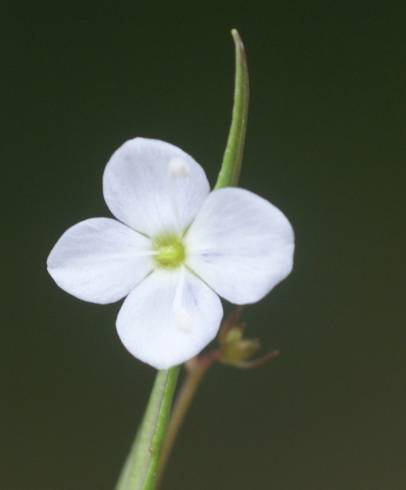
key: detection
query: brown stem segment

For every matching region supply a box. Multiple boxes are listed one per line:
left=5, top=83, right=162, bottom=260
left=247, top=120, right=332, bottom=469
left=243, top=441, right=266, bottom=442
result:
left=156, top=353, right=218, bottom=488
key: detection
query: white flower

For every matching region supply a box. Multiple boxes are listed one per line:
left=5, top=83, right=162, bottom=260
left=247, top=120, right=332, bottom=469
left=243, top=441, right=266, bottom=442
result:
left=47, top=138, right=294, bottom=369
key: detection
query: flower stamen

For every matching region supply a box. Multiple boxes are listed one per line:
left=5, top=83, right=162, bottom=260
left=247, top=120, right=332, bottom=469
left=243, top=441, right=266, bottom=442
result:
left=153, top=234, right=186, bottom=269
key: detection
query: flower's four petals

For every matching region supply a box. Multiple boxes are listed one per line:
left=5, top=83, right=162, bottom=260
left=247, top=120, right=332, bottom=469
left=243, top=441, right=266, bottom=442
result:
left=103, top=138, right=210, bottom=237
left=185, top=188, right=295, bottom=304
left=116, top=267, right=223, bottom=369
left=47, top=218, right=153, bottom=304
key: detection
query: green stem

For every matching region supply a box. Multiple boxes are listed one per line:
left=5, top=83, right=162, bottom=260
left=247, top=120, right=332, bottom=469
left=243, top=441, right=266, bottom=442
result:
left=215, top=29, right=250, bottom=189
left=115, top=367, right=180, bottom=490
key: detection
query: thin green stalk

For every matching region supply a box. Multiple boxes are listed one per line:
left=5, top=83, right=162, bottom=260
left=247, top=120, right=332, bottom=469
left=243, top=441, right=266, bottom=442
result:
left=115, top=367, right=180, bottom=490
left=215, top=29, right=250, bottom=189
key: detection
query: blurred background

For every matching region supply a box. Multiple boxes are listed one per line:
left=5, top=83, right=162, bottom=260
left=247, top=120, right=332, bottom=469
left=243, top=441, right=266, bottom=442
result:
left=3, top=2, right=406, bottom=489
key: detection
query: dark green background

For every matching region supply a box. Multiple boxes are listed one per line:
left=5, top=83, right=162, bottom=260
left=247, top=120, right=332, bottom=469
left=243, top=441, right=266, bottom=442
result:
left=4, top=2, right=405, bottom=489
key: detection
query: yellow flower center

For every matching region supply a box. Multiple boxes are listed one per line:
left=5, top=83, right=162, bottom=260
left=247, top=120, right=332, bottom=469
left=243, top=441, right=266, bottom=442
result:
left=153, top=234, right=186, bottom=269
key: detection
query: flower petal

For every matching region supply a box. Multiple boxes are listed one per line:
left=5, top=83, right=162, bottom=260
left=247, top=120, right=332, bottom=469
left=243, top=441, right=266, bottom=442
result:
left=185, top=188, right=295, bottom=304
left=47, top=218, right=153, bottom=304
left=116, top=267, right=223, bottom=369
left=103, top=138, right=210, bottom=237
